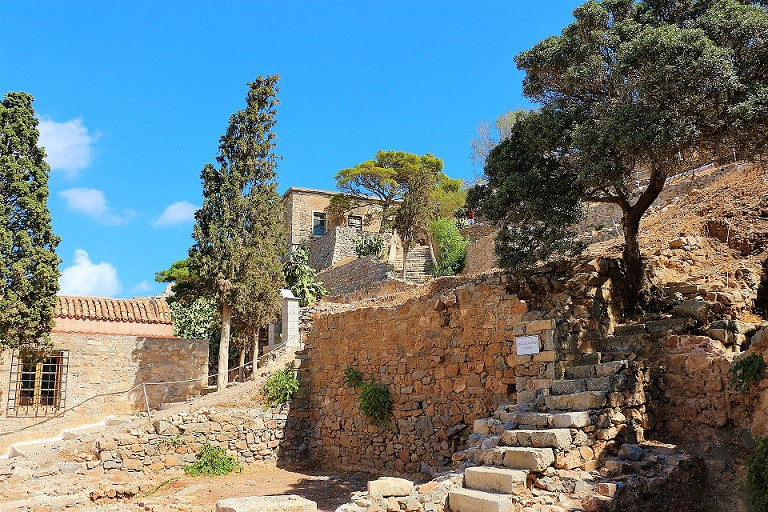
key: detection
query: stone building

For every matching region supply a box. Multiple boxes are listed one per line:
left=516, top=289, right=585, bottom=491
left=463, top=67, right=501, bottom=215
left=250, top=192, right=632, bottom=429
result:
left=282, top=187, right=384, bottom=251
left=0, top=295, right=208, bottom=453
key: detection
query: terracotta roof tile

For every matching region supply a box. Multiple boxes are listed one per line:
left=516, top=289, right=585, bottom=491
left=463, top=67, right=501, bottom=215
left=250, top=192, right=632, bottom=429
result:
left=55, top=296, right=172, bottom=325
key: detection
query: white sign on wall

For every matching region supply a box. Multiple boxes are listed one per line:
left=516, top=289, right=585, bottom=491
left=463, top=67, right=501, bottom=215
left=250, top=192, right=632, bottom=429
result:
left=515, top=335, right=541, bottom=355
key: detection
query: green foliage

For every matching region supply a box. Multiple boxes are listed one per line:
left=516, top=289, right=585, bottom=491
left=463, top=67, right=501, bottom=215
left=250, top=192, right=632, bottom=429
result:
left=336, top=151, right=451, bottom=231
left=471, top=0, right=768, bottom=312
left=747, top=436, right=768, bottom=512
left=283, top=248, right=328, bottom=306
left=167, top=297, right=220, bottom=343
left=343, top=367, right=364, bottom=388
left=184, top=444, right=242, bottom=477
left=353, top=233, right=384, bottom=258
left=155, top=258, right=203, bottom=305
left=729, top=354, right=766, bottom=393
left=264, top=364, right=300, bottom=406
left=358, top=382, right=393, bottom=425
left=429, top=219, right=469, bottom=276
left=432, top=173, right=466, bottom=220
left=159, top=434, right=185, bottom=448
left=0, top=92, right=60, bottom=350
left=189, top=76, right=285, bottom=387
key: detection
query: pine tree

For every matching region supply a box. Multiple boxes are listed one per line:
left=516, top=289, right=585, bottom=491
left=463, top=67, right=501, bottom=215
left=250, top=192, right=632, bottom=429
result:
left=190, top=76, right=285, bottom=391
left=0, top=92, right=61, bottom=349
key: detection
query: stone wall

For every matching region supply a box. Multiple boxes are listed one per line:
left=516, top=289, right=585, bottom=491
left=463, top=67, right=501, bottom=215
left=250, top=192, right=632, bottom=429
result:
left=317, top=255, right=394, bottom=299
left=0, top=334, right=208, bottom=453
left=292, top=260, right=624, bottom=475
left=83, top=405, right=305, bottom=472
left=460, top=224, right=498, bottom=276
left=307, top=226, right=360, bottom=271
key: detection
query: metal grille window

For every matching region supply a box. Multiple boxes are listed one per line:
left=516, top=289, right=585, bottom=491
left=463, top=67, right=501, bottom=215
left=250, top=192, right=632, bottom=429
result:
left=7, top=350, right=68, bottom=417
left=347, top=215, right=363, bottom=231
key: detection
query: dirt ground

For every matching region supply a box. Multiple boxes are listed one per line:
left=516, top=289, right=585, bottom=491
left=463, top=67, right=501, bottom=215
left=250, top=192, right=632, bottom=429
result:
left=101, top=465, right=370, bottom=512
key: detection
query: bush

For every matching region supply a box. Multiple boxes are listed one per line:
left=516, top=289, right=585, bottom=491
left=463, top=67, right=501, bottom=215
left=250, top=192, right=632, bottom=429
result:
left=283, top=248, right=329, bottom=306
left=184, top=444, right=242, bottom=477
left=353, top=233, right=384, bottom=258
left=358, top=382, right=393, bottom=425
left=264, top=364, right=300, bottom=406
left=344, top=367, right=364, bottom=388
left=748, top=436, right=768, bottom=512
left=429, top=218, right=469, bottom=276
left=729, top=354, right=766, bottom=394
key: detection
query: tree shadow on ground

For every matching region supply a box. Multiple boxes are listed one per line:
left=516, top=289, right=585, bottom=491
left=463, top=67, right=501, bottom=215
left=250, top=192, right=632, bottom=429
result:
left=281, top=469, right=371, bottom=512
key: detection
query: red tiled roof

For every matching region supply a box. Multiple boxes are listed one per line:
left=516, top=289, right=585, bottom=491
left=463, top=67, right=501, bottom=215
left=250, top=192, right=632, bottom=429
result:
left=55, top=296, right=172, bottom=325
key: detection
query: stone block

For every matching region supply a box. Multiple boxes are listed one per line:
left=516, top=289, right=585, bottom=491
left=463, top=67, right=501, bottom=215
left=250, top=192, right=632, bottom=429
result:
left=464, top=466, right=527, bottom=494
left=216, top=495, right=317, bottom=512
left=367, top=477, right=414, bottom=497
left=551, top=379, right=586, bottom=395
left=500, top=447, right=555, bottom=471
left=673, top=300, right=710, bottom=324
left=448, top=488, right=518, bottom=512
left=544, top=391, right=607, bottom=411
left=551, top=411, right=592, bottom=428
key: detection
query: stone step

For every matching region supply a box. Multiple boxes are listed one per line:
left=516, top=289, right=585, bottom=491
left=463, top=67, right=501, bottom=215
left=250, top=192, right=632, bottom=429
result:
left=500, top=429, right=571, bottom=449
left=564, top=360, right=629, bottom=380
left=496, top=447, right=555, bottom=471
left=61, top=423, right=106, bottom=440
left=464, top=466, right=528, bottom=494
left=614, top=323, right=647, bottom=336
left=449, top=488, right=519, bottom=512
left=595, top=335, right=647, bottom=354
left=514, top=410, right=593, bottom=429
left=104, top=415, right=133, bottom=426
left=550, top=375, right=626, bottom=395
left=543, top=391, right=607, bottom=411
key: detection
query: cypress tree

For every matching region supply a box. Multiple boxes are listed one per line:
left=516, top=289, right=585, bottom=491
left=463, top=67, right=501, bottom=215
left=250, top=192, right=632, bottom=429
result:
left=190, top=76, right=285, bottom=391
left=0, top=92, right=61, bottom=349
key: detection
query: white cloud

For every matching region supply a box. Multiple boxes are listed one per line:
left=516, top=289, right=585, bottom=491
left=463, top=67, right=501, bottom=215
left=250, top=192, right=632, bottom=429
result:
left=130, top=280, right=153, bottom=294
left=153, top=201, right=197, bottom=227
left=59, top=187, right=133, bottom=226
left=38, top=117, right=98, bottom=176
left=59, top=249, right=122, bottom=297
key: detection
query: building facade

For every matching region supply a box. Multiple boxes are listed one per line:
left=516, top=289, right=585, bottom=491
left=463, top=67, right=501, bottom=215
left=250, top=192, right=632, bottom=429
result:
left=0, top=295, right=208, bottom=454
left=282, top=187, right=384, bottom=251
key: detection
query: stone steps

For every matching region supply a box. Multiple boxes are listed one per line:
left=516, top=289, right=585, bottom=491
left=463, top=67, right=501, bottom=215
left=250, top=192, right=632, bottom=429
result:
left=61, top=423, right=107, bottom=440
left=550, top=374, right=626, bottom=395
left=449, top=488, right=518, bottom=512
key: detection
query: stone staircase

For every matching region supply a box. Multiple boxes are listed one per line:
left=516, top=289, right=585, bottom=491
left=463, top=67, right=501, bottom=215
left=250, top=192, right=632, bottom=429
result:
left=449, top=355, right=649, bottom=511
left=388, top=244, right=433, bottom=283
left=3, top=415, right=134, bottom=459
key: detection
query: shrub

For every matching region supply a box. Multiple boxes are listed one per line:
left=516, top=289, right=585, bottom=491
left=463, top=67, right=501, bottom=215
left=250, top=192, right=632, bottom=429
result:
left=184, top=444, right=242, bottom=477
left=344, top=367, right=364, bottom=388
left=283, top=248, right=329, bottom=306
left=429, top=218, right=469, bottom=276
left=353, top=233, right=384, bottom=258
left=264, top=364, right=300, bottom=406
left=358, top=382, right=392, bottom=425
left=729, top=354, right=766, bottom=394
left=747, top=436, right=768, bottom=512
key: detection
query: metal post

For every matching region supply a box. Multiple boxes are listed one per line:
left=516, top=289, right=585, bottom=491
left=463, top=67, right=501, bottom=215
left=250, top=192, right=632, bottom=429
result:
left=142, top=382, right=152, bottom=425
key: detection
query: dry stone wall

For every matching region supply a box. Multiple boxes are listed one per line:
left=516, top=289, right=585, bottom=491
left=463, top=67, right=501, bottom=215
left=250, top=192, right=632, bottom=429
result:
left=83, top=405, right=306, bottom=473
left=293, top=260, right=625, bottom=475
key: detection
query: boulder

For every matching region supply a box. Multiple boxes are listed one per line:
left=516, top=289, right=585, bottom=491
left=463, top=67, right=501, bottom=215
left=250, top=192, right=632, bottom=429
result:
left=367, top=477, right=414, bottom=497
left=673, top=300, right=710, bottom=325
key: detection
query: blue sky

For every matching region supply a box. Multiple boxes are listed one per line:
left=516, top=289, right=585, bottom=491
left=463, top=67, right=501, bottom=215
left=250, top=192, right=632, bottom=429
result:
left=1, top=0, right=583, bottom=298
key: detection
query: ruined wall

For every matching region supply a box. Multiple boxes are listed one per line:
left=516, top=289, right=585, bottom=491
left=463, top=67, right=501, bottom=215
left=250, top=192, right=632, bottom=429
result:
left=307, top=226, right=360, bottom=271
left=460, top=224, right=498, bottom=276
left=294, top=261, right=623, bottom=475
left=84, top=405, right=304, bottom=472
left=0, top=334, right=208, bottom=453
